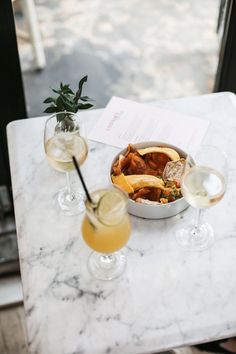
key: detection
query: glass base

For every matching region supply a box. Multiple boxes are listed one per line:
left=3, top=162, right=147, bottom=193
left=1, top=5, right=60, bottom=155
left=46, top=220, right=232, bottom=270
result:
left=88, top=252, right=126, bottom=280
left=175, top=223, right=214, bottom=251
left=52, top=187, right=85, bottom=216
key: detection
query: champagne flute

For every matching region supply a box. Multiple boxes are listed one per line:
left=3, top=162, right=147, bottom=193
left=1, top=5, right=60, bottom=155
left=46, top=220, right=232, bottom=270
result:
left=44, top=112, right=88, bottom=215
left=175, top=145, right=227, bottom=251
left=81, top=185, right=132, bottom=280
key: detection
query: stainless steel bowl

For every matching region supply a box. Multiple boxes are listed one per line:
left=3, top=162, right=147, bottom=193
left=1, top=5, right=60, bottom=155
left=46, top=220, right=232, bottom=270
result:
left=110, top=141, right=189, bottom=219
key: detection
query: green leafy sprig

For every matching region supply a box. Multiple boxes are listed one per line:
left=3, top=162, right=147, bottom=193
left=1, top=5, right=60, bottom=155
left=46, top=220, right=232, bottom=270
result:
left=43, top=76, right=93, bottom=132
left=43, top=76, right=93, bottom=114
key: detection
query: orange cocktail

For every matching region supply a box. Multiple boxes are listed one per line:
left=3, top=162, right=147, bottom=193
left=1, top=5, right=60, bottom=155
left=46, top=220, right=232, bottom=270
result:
left=81, top=187, right=131, bottom=280
left=82, top=214, right=131, bottom=253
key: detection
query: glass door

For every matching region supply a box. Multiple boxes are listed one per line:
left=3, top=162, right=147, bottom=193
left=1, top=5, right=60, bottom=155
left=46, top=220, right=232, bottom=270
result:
left=214, top=0, right=236, bottom=92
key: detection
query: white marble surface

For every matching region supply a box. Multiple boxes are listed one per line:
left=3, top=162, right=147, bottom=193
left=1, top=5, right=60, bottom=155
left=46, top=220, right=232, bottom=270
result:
left=7, top=92, right=236, bottom=354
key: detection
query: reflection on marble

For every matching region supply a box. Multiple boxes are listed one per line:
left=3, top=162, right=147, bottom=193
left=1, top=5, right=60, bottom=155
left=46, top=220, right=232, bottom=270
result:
left=7, top=93, right=236, bottom=354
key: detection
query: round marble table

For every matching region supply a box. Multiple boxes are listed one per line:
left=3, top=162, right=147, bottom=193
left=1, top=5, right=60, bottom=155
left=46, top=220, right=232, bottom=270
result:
left=7, top=92, right=236, bottom=354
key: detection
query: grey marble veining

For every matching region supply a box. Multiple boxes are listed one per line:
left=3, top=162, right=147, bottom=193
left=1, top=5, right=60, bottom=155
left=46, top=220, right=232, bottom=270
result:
left=7, top=93, right=236, bottom=354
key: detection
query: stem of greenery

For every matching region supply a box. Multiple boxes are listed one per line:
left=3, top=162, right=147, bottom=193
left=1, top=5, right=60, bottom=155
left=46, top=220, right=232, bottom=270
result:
left=43, top=76, right=94, bottom=131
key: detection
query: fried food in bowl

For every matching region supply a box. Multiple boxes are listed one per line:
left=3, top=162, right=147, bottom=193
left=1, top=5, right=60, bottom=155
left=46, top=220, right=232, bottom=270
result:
left=110, top=142, right=189, bottom=219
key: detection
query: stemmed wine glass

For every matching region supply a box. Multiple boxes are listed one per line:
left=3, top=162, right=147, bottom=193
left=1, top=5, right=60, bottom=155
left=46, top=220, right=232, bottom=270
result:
left=44, top=112, right=88, bottom=215
left=81, top=184, right=132, bottom=280
left=175, top=145, right=227, bottom=251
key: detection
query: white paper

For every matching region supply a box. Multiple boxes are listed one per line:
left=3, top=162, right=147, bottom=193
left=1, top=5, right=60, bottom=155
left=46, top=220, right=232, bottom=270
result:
left=88, top=96, right=209, bottom=154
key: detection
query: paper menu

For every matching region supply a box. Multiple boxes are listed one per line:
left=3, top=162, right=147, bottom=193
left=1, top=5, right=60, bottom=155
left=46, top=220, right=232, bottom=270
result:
left=88, top=96, right=209, bottom=154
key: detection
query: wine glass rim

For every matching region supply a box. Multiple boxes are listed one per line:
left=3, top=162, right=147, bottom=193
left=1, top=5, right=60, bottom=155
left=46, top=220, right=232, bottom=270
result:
left=45, top=111, right=79, bottom=122
left=86, top=182, right=129, bottom=199
left=44, top=111, right=84, bottom=137
left=185, top=144, right=228, bottom=180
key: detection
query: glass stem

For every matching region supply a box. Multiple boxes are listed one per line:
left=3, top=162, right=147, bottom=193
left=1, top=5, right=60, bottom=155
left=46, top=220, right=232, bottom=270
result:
left=66, top=172, right=72, bottom=195
left=193, top=208, right=201, bottom=235
left=100, top=254, right=116, bottom=269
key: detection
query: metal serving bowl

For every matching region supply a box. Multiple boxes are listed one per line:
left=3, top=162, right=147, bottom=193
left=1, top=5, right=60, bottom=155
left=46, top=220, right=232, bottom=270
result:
left=109, top=141, right=189, bottom=219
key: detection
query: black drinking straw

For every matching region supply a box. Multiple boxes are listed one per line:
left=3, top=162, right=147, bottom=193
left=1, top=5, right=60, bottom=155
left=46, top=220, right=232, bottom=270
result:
left=72, top=156, right=93, bottom=204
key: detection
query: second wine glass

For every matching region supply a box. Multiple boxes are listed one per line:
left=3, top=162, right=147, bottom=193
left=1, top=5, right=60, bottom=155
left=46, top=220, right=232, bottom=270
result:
left=44, top=112, right=88, bottom=215
left=175, top=145, right=227, bottom=251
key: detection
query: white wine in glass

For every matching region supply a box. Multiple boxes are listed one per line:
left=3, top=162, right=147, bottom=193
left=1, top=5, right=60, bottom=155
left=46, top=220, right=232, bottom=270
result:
left=176, top=145, right=227, bottom=251
left=44, top=112, right=88, bottom=215
left=45, top=133, right=88, bottom=172
left=181, top=166, right=226, bottom=209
